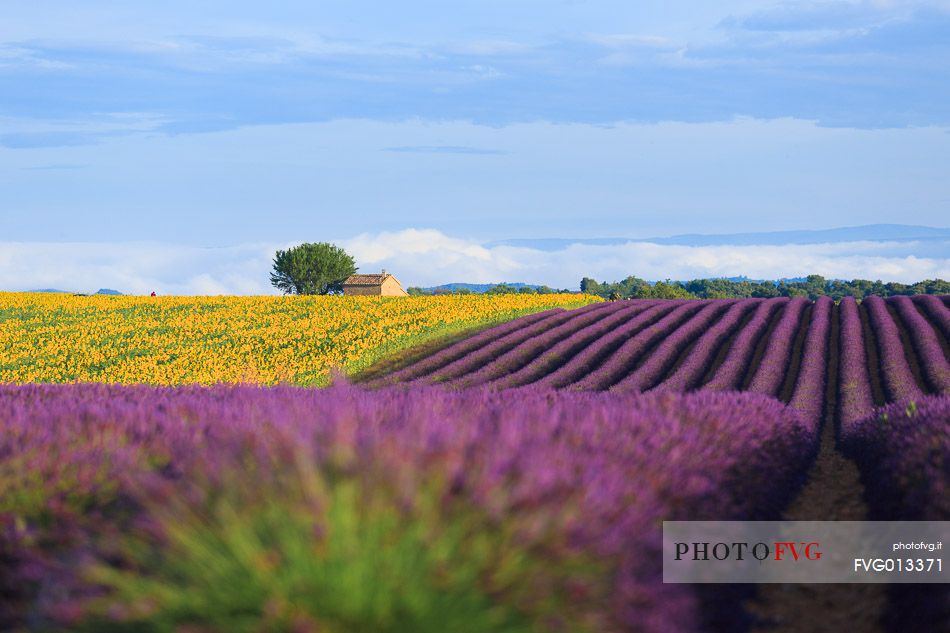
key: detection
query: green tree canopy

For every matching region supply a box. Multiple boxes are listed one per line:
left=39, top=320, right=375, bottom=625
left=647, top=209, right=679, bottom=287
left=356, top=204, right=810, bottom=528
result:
left=270, top=243, right=357, bottom=295
left=578, top=274, right=949, bottom=300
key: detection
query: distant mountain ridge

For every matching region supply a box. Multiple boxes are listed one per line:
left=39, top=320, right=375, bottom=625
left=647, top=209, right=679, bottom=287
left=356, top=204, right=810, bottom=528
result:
left=421, top=282, right=543, bottom=293
left=419, top=278, right=814, bottom=294
left=26, top=288, right=124, bottom=295
left=489, top=224, right=950, bottom=251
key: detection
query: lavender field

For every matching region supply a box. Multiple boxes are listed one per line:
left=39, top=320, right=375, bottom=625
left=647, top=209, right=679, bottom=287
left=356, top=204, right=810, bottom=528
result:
left=369, top=295, right=950, bottom=431
left=2, top=295, right=948, bottom=632
left=1, top=384, right=813, bottom=632
left=364, top=294, right=950, bottom=630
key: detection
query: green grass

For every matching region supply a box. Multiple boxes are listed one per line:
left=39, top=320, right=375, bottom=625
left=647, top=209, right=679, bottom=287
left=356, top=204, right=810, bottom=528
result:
left=331, top=304, right=585, bottom=387
left=79, top=453, right=603, bottom=633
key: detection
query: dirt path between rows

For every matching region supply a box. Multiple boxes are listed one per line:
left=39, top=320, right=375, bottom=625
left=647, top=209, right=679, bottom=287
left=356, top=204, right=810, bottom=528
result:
left=744, top=418, right=887, bottom=633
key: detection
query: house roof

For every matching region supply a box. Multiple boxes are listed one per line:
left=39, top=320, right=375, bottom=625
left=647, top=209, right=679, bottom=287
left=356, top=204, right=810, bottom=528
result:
left=343, top=273, right=401, bottom=286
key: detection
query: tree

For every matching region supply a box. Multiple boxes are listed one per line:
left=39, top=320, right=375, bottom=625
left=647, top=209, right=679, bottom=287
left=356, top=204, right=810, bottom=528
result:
left=619, top=276, right=654, bottom=299
left=270, top=243, right=357, bottom=295
left=648, top=280, right=695, bottom=299
left=580, top=277, right=602, bottom=295
left=751, top=282, right=780, bottom=298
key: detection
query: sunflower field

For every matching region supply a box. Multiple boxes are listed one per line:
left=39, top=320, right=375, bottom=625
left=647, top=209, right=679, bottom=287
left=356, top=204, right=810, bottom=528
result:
left=0, top=292, right=599, bottom=385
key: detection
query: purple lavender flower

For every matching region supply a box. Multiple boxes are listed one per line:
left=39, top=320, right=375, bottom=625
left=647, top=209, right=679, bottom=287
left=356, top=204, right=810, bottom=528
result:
left=651, top=300, right=761, bottom=393
left=702, top=298, right=786, bottom=391
left=838, top=296, right=876, bottom=434
left=863, top=296, right=924, bottom=402
left=746, top=298, right=810, bottom=397
left=0, top=383, right=813, bottom=633
left=887, top=295, right=950, bottom=393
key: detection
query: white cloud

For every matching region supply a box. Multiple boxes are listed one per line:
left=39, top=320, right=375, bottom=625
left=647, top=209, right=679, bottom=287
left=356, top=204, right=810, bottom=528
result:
left=1, top=230, right=947, bottom=295
left=442, top=39, right=532, bottom=56
left=0, top=45, right=72, bottom=70
left=345, top=230, right=950, bottom=287
left=0, top=242, right=277, bottom=295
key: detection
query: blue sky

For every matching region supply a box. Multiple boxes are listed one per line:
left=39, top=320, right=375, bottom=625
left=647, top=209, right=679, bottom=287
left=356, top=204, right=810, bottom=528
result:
left=1, top=1, right=949, bottom=291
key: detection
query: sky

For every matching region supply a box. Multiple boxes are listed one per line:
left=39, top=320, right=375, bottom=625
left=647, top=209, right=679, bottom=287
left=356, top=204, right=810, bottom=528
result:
left=1, top=0, right=949, bottom=292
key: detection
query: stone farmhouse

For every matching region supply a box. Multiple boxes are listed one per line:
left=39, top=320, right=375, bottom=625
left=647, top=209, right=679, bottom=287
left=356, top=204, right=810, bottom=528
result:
left=341, top=270, right=409, bottom=296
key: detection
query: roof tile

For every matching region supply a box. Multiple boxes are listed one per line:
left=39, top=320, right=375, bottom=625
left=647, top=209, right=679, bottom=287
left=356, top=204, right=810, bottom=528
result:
left=343, top=274, right=390, bottom=286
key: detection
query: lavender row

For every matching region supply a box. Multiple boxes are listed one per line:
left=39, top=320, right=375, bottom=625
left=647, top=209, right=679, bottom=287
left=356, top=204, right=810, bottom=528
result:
left=912, top=294, right=950, bottom=339
left=447, top=300, right=635, bottom=388
left=840, top=394, right=950, bottom=520
left=837, top=296, right=876, bottom=435
left=532, top=302, right=680, bottom=390
left=888, top=295, right=950, bottom=393
left=611, top=301, right=736, bottom=393
left=416, top=301, right=608, bottom=383
left=863, top=296, right=924, bottom=402
left=651, top=300, right=761, bottom=393
left=487, top=302, right=651, bottom=389
left=747, top=298, right=811, bottom=398
left=0, top=383, right=815, bottom=633
left=702, top=298, right=786, bottom=391
left=372, top=308, right=564, bottom=385
left=787, top=296, right=833, bottom=433
left=570, top=301, right=707, bottom=391
left=841, top=395, right=950, bottom=627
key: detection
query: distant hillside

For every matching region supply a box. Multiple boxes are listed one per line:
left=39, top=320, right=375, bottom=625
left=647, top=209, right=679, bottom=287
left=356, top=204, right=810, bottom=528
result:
left=25, top=288, right=124, bottom=295
left=419, top=278, right=815, bottom=293
left=422, top=282, right=542, bottom=293
left=648, top=224, right=950, bottom=247
left=490, top=224, right=950, bottom=251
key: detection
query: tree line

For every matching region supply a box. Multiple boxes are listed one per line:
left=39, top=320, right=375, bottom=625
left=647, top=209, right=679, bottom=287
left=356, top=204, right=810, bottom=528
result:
left=579, top=275, right=950, bottom=300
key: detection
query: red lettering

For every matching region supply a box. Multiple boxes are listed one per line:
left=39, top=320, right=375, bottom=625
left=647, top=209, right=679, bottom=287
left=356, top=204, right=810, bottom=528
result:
left=775, top=541, right=822, bottom=561
left=774, top=542, right=799, bottom=561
